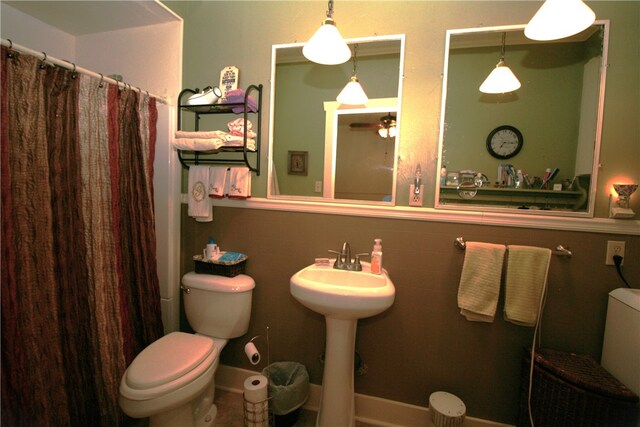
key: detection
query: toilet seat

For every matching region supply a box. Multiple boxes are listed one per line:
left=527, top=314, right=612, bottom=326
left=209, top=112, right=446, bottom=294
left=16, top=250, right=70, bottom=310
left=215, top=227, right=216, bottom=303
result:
left=120, top=332, right=217, bottom=401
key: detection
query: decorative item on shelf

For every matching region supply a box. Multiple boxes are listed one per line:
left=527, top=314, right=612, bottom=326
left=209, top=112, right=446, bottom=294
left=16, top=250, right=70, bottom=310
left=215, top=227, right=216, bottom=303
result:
left=609, top=184, right=638, bottom=219
left=525, top=0, right=596, bottom=41
left=303, top=0, right=351, bottom=65
left=336, top=43, right=368, bottom=105
left=185, top=86, right=222, bottom=112
left=219, top=65, right=239, bottom=102
left=480, top=32, right=521, bottom=94
left=287, top=151, right=308, bottom=176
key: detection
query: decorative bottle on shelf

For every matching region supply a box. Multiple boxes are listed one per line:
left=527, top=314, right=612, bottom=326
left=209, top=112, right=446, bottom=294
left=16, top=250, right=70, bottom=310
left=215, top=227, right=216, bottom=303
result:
left=371, top=239, right=383, bottom=275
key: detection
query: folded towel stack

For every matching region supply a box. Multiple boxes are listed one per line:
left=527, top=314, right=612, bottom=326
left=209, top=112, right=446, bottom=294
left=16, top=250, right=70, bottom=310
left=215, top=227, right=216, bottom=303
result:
left=457, top=242, right=506, bottom=322
left=222, top=89, right=257, bottom=113
left=173, top=119, right=257, bottom=152
left=504, top=245, right=551, bottom=326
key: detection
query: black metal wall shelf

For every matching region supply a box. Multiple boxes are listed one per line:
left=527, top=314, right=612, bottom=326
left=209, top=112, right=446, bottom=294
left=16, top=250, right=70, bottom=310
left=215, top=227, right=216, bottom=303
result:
left=176, top=83, right=262, bottom=175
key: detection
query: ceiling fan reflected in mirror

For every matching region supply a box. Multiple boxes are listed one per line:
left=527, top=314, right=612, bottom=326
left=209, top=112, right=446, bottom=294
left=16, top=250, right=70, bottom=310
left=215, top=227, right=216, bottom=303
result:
left=349, top=113, right=397, bottom=138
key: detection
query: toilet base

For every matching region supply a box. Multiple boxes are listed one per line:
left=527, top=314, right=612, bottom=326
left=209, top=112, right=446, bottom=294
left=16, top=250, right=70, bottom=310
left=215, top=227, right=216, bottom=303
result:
left=148, top=382, right=217, bottom=427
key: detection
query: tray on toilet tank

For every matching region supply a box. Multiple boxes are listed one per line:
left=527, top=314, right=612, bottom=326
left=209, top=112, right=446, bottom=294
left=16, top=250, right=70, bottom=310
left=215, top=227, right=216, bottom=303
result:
left=193, top=252, right=248, bottom=277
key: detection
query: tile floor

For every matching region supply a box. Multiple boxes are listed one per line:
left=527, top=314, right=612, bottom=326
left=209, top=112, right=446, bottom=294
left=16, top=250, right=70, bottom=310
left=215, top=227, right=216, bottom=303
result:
left=214, top=389, right=377, bottom=427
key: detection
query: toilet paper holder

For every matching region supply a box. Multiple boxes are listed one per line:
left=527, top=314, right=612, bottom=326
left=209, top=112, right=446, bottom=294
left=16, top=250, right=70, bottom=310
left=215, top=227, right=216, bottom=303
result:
left=243, top=327, right=273, bottom=427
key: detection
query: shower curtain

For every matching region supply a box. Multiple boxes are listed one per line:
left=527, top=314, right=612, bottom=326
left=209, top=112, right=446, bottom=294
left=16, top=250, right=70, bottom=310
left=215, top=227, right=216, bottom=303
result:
left=1, top=45, right=164, bottom=426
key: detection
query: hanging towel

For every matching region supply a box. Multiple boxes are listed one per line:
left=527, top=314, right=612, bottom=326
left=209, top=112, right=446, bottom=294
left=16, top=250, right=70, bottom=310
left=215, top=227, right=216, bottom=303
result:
left=504, top=245, right=551, bottom=326
left=457, top=242, right=506, bottom=322
left=227, top=167, right=251, bottom=199
left=187, top=166, right=211, bottom=218
left=208, top=167, right=228, bottom=198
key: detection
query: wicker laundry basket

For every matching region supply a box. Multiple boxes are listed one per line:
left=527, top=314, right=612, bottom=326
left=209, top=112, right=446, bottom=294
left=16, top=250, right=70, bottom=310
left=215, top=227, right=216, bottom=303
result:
left=518, top=347, right=639, bottom=427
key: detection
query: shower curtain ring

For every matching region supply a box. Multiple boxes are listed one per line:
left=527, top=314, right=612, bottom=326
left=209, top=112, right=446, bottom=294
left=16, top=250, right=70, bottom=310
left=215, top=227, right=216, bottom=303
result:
left=6, top=39, right=14, bottom=58
left=70, top=63, right=77, bottom=79
left=39, top=52, right=47, bottom=69
left=98, top=73, right=105, bottom=88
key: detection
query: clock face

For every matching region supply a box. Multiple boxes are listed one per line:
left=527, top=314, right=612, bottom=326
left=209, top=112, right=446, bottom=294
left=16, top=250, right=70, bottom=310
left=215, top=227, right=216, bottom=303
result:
left=486, top=125, right=523, bottom=159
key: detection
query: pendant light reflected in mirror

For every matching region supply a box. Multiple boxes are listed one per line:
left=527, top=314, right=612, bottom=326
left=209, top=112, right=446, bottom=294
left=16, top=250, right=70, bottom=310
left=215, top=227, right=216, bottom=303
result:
left=479, top=32, right=521, bottom=94
left=525, top=0, right=596, bottom=41
left=303, top=0, right=351, bottom=65
left=337, top=44, right=369, bottom=105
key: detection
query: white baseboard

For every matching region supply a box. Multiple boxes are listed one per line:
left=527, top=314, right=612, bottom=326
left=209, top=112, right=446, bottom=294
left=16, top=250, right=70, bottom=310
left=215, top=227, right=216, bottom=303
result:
left=216, top=364, right=514, bottom=427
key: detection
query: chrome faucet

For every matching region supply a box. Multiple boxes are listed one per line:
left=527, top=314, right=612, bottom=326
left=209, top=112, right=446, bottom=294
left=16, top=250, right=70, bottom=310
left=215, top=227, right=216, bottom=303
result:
left=329, top=242, right=367, bottom=271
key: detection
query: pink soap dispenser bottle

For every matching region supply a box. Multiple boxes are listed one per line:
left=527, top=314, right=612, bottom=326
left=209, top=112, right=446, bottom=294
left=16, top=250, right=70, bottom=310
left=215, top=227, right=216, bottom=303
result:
left=371, top=239, right=383, bottom=274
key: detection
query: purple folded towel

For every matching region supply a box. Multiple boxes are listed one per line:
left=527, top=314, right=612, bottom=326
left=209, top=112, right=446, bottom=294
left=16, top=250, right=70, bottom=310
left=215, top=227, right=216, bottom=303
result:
left=223, top=89, right=257, bottom=113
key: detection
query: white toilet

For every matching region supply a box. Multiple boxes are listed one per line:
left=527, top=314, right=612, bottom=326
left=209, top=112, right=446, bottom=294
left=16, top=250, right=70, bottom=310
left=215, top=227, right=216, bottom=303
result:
left=119, top=272, right=255, bottom=427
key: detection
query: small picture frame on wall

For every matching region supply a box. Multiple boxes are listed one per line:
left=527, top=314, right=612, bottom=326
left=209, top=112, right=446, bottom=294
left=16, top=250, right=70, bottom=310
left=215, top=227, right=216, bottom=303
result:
left=288, top=151, right=308, bottom=176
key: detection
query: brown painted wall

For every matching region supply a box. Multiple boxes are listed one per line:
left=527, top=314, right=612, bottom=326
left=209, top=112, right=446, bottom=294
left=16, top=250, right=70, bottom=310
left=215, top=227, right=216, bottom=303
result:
left=181, top=206, right=639, bottom=423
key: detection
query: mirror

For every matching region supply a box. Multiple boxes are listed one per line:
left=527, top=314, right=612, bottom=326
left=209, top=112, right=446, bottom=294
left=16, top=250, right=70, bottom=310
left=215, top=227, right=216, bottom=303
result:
left=436, top=23, right=609, bottom=216
left=268, top=35, right=405, bottom=205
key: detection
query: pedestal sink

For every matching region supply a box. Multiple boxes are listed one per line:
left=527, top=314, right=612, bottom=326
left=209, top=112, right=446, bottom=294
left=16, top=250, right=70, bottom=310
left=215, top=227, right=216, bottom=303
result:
left=290, top=262, right=395, bottom=427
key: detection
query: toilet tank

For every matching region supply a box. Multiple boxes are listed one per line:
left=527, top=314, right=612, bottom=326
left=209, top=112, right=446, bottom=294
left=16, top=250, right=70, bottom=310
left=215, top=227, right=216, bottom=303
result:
left=601, top=288, right=640, bottom=396
left=181, top=272, right=255, bottom=338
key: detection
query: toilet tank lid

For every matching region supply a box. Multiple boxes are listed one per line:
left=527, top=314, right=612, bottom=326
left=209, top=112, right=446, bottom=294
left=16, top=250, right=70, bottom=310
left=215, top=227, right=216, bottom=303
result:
left=182, top=272, right=255, bottom=292
left=126, top=332, right=215, bottom=390
left=609, top=288, right=640, bottom=312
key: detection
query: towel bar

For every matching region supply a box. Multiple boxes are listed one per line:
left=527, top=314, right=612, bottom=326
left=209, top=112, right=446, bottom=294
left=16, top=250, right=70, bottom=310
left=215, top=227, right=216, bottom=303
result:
left=454, top=237, right=572, bottom=258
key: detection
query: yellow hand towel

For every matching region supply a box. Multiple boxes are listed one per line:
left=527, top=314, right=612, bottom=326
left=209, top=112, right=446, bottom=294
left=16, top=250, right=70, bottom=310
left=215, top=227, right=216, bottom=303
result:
left=457, top=242, right=506, bottom=322
left=504, top=245, right=551, bottom=326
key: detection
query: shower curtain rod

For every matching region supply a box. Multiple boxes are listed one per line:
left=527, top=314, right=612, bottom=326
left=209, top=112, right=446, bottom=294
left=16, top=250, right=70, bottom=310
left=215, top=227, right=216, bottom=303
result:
left=1, top=38, right=167, bottom=104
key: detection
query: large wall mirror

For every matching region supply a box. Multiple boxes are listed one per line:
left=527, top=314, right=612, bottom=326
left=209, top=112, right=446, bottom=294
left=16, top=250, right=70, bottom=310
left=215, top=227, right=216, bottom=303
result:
left=268, top=35, right=405, bottom=205
left=436, top=22, right=609, bottom=217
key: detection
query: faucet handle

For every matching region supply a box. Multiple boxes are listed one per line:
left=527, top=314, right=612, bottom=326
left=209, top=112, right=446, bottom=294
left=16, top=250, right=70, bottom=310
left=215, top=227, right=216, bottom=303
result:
left=354, top=253, right=369, bottom=270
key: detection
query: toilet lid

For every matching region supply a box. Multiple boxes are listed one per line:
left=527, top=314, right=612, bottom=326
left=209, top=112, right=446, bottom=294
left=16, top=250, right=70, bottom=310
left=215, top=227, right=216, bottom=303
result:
left=125, top=332, right=215, bottom=390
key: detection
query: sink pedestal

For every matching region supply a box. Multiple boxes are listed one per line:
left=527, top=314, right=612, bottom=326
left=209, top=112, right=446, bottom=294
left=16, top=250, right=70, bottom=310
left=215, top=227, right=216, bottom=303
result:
left=317, top=317, right=357, bottom=427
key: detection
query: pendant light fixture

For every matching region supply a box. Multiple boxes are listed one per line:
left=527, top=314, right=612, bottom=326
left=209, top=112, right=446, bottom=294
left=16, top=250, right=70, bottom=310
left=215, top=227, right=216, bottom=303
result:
left=479, top=32, right=521, bottom=94
left=525, top=0, right=596, bottom=41
left=337, top=44, right=369, bottom=105
left=303, top=0, right=351, bottom=65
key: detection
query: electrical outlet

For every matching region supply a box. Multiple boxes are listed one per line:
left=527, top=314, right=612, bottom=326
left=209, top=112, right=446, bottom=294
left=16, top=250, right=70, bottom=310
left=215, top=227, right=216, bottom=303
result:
left=314, top=181, right=322, bottom=193
left=606, top=240, right=625, bottom=265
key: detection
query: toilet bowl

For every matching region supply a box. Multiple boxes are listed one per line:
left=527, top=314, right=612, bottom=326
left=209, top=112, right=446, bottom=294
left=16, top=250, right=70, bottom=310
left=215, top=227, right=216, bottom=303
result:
left=119, top=273, right=255, bottom=427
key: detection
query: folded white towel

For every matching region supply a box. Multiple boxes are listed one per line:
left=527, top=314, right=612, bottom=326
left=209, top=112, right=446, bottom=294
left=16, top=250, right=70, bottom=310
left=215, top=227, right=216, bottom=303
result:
left=208, top=167, right=228, bottom=198
left=457, top=242, right=506, bottom=322
left=504, top=245, right=551, bottom=326
left=187, top=166, right=211, bottom=218
left=227, top=167, right=251, bottom=199
left=172, top=137, right=256, bottom=152
left=175, top=130, right=228, bottom=139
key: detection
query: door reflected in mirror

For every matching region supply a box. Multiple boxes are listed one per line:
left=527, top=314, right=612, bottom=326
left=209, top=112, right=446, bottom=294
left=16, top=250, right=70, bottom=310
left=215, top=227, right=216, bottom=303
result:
left=436, top=22, right=609, bottom=217
left=268, top=35, right=405, bottom=205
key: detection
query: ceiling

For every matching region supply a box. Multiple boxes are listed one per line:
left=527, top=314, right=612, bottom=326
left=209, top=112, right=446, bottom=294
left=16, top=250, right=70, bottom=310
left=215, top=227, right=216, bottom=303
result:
left=4, top=1, right=180, bottom=36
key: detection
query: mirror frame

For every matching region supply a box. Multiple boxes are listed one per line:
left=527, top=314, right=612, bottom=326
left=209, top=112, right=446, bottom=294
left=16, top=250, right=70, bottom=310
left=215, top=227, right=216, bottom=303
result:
left=267, top=34, right=406, bottom=205
left=435, top=22, right=610, bottom=218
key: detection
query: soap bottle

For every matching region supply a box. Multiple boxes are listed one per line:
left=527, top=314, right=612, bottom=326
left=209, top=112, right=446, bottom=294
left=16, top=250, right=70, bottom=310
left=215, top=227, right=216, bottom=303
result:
left=371, top=239, right=383, bottom=275
left=206, top=237, right=218, bottom=260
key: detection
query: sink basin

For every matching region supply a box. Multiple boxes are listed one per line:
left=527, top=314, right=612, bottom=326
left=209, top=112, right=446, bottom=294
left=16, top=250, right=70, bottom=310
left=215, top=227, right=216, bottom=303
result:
left=290, top=261, right=396, bottom=426
left=290, top=262, right=395, bottom=319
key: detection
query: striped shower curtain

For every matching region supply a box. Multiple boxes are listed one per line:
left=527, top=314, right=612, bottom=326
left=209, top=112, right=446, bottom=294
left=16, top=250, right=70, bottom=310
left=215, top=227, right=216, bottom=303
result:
left=1, top=46, right=164, bottom=426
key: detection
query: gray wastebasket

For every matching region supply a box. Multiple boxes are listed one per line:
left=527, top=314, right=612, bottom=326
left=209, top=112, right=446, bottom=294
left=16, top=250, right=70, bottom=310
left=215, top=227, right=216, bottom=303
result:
left=262, top=362, right=309, bottom=426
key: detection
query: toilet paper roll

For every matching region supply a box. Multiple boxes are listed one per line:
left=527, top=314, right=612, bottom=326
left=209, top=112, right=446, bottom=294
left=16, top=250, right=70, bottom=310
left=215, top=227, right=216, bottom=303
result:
left=244, top=342, right=261, bottom=365
left=243, top=374, right=268, bottom=403
left=244, top=375, right=269, bottom=426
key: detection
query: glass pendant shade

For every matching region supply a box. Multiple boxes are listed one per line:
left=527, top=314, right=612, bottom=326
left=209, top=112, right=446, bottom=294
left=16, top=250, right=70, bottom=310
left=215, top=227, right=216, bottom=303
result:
left=525, top=0, right=596, bottom=41
left=303, top=18, right=351, bottom=65
left=336, top=76, right=369, bottom=105
left=479, top=59, right=521, bottom=94
left=378, top=125, right=397, bottom=138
